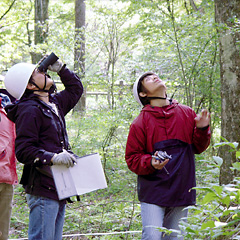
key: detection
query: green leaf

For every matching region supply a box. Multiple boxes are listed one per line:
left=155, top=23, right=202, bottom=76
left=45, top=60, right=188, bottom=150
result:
left=222, top=209, right=233, bottom=217
left=230, top=142, right=239, bottom=149
left=214, top=141, right=238, bottom=149
left=201, top=220, right=215, bottom=230
left=232, top=162, right=240, bottom=171
left=237, top=190, right=240, bottom=203
left=222, top=195, right=231, bottom=207
left=194, top=187, right=215, bottom=193
left=212, top=185, right=223, bottom=195
left=185, top=227, right=198, bottom=234
left=202, top=192, right=218, bottom=204
left=214, top=221, right=227, bottom=228
left=212, top=156, right=223, bottom=166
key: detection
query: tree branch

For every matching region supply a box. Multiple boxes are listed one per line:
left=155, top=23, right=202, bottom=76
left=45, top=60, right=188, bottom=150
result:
left=0, top=0, right=17, bottom=21
left=168, top=0, right=189, bottom=105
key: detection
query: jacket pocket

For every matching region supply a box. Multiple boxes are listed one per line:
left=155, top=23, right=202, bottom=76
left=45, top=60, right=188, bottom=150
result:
left=0, top=150, right=6, bottom=160
left=0, top=148, right=13, bottom=183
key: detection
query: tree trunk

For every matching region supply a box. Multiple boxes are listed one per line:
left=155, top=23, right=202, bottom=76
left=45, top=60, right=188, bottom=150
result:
left=189, top=0, right=198, bottom=12
left=74, top=0, right=86, bottom=113
left=104, top=20, right=119, bottom=109
left=215, top=0, right=240, bottom=185
left=31, top=0, right=49, bottom=63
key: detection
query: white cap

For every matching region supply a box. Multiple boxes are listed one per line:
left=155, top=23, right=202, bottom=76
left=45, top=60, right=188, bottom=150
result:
left=133, top=78, right=142, bottom=106
left=4, top=63, right=36, bottom=99
left=133, top=72, right=156, bottom=106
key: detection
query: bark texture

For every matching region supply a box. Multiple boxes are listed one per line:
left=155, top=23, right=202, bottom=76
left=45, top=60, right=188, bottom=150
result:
left=74, top=0, right=86, bottom=112
left=215, top=0, right=240, bottom=184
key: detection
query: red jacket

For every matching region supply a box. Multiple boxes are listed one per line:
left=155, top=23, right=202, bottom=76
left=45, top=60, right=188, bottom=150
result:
left=0, top=97, right=18, bottom=185
left=125, top=100, right=211, bottom=206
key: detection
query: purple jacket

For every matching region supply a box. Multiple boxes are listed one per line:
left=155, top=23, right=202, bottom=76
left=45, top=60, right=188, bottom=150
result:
left=6, top=66, right=83, bottom=201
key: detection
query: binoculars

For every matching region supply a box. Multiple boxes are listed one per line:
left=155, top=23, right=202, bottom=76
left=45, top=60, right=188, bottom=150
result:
left=38, top=52, right=59, bottom=72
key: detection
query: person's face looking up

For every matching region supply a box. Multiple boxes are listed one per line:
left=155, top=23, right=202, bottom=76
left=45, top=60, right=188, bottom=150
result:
left=28, top=69, right=53, bottom=91
left=139, top=74, right=167, bottom=97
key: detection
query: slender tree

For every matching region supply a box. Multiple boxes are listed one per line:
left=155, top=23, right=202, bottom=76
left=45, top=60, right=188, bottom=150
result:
left=215, top=0, right=240, bottom=184
left=31, top=0, right=49, bottom=63
left=74, top=0, right=86, bottom=112
left=103, top=18, right=120, bottom=109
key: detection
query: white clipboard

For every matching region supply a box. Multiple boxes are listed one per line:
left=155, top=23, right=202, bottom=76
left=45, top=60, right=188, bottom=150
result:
left=51, top=153, right=108, bottom=200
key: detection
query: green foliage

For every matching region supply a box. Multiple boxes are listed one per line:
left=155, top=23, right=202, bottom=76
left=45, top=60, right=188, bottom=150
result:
left=181, top=142, right=240, bottom=240
left=10, top=98, right=240, bottom=239
left=10, top=100, right=141, bottom=239
left=0, top=0, right=221, bottom=125
left=1, top=0, right=232, bottom=239
left=67, top=101, right=138, bottom=208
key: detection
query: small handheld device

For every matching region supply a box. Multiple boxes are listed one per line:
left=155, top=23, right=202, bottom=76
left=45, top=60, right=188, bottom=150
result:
left=152, top=151, right=171, bottom=175
left=157, top=151, right=172, bottom=160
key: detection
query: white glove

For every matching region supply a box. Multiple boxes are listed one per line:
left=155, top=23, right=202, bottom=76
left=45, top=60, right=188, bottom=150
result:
left=48, top=60, right=63, bottom=73
left=51, top=150, right=76, bottom=167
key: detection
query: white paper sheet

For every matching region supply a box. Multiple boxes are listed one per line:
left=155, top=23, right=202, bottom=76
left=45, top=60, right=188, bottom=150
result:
left=51, top=153, right=108, bottom=200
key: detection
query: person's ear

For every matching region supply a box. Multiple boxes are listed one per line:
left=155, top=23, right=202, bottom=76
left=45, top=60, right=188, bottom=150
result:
left=27, top=82, right=35, bottom=90
left=139, top=92, right=147, bottom=97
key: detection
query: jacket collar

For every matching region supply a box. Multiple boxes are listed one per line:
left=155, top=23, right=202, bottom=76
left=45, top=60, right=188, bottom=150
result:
left=142, top=99, right=178, bottom=112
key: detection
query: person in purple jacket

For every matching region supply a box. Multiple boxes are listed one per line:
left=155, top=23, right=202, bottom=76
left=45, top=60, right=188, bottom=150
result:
left=4, top=56, right=83, bottom=240
left=125, top=72, right=211, bottom=240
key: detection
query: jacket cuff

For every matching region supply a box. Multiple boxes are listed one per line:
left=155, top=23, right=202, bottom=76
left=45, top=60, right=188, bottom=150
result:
left=147, top=156, right=156, bottom=172
left=197, top=125, right=209, bottom=131
left=34, top=151, right=55, bottom=166
left=58, top=64, right=67, bottom=75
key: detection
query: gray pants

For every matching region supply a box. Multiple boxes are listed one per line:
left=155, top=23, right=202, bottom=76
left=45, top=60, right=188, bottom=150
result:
left=141, top=202, right=188, bottom=240
left=0, top=183, right=14, bottom=240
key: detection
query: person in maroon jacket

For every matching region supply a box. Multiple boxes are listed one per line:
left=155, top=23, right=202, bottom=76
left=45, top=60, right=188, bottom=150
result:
left=125, top=72, right=211, bottom=240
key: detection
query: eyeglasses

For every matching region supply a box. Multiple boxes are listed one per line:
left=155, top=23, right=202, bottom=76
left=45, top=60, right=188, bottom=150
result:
left=36, top=68, right=51, bottom=78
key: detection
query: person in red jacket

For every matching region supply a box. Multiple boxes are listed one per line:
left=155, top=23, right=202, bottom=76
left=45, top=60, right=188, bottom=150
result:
left=0, top=93, right=18, bottom=240
left=125, top=72, right=211, bottom=240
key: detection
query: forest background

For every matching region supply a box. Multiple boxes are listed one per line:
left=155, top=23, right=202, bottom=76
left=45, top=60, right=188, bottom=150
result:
left=0, top=0, right=240, bottom=239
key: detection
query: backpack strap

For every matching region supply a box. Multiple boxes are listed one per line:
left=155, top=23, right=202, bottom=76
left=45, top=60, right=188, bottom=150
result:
left=0, top=93, right=11, bottom=108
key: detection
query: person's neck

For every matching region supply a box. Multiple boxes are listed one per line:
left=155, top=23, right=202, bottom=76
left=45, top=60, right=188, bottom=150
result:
left=148, top=91, right=169, bottom=107
left=150, top=98, right=169, bottom=107
left=34, top=91, right=49, bottom=103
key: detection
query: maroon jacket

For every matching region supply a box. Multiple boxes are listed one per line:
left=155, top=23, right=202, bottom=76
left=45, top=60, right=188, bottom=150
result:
left=125, top=100, right=211, bottom=206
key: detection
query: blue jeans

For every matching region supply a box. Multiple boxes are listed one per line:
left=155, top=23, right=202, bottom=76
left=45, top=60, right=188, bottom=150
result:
left=26, top=194, right=66, bottom=240
left=141, top=202, right=188, bottom=240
